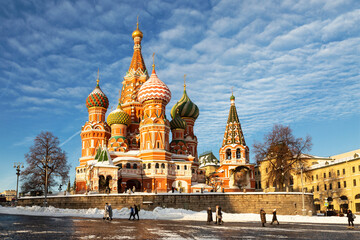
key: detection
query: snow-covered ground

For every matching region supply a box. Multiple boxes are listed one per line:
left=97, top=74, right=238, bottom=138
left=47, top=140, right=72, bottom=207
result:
left=0, top=205, right=353, bottom=224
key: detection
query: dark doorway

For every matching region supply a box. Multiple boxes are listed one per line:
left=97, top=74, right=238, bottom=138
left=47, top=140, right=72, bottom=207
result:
left=126, top=179, right=141, bottom=192
left=99, top=175, right=106, bottom=193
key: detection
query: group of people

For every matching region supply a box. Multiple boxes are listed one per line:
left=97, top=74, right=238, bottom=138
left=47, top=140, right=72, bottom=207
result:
left=103, top=203, right=113, bottom=221
left=129, top=204, right=140, bottom=220
left=260, top=209, right=279, bottom=227
left=207, top=205, right=223, bottom=225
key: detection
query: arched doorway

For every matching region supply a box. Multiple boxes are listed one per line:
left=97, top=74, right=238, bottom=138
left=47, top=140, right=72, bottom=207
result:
left=126, top=179, right=141, bottom=192
left=99, top=175, right=106, bottom=193
left=105, top=176, right=112, bottom=193
left=117, top=178, right=123, bottom=193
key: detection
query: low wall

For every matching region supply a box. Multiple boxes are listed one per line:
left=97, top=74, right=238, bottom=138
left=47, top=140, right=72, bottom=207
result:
left=17, top=192, right=314, bottom=215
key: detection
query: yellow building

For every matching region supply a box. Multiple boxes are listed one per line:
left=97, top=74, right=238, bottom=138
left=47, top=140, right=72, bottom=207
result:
left=293, top=149, right=360, bottom=214
left=1, top=190, right=16, bottom=201
left=259, top=154, right=330, bottom=192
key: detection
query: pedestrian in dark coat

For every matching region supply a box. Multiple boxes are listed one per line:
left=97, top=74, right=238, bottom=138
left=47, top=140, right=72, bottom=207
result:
left=207, top=207, right=213, bottom=224
left=134, top=204, right=140, bottom=220
left=347, top=209, right=354, bottom=227
left=217, top=207, right=223, bottom=225
left=108, top=203, right=113, bottom=221
left=271, top=209, right=279, bottom=225
left=260, top=209, right=266, bottom=227
left=128, top=206, right=135, bottom=220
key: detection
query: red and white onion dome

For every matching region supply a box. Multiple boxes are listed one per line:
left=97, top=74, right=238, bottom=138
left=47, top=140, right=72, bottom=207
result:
left=138, top=66, right=171, bottom=104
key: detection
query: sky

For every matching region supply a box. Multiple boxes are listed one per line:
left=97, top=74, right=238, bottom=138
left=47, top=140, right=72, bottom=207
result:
left=0, top=0, right=359, bottom=192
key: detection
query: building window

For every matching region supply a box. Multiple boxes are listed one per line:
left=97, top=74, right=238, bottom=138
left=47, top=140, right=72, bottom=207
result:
left=266, top=168, right=268, bottom=173
left=324, top=173, right=326, bottom=178
left=312, top=175, right=314, bottom=181
left=118, top=163, right=122, bottom=169
left=329, top=183, right=332, bottom=190
left=324, top=184, right=327, bottom=190
left=133, top=164, right=137, bottom=169
left=312, top=186, right=314, bottom=192
left=143, top=164, right=146, bottom=169
left=358, top=165, right=360, bottom=171
left=338, top=182, right=341, bottom=188
left=354, top=179, right=357, bottom=187
left=344, top=181, right=347, bottom=188
left=343, top=169, right=345, bottom=175
left=316, top=175, right=318, bottom=180
left=161, top=163, right=165, bottom=169
left=316, top=185, right=319, bottom=191
left=226, top=149, right=231, bottom=159
left=329, top=172, right=331, bottom=177
left=157, top=142, right=160, bottom=148
left=126, top=163, right=131, bottom=169
left=236, top=148, right=241, bottom=159
left=155, top=163, right=159, bottom=169
left=337, top=170, right=340, bottom=176
left=353, top=166, right=355, bottom=173
left=148, top=163, right=151, bottom=169
left=177, top=165, right=180, bottom=170
left=184, top=165, right=187, bottom=170
left=192, top=169, right=195, bottom=174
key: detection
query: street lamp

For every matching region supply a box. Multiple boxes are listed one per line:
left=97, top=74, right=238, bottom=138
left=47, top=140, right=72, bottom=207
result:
left=41, top=156, right=52, bottom=207
left=13, top=162, right=24, bottom=206
left=298, top=162, right=306, bottom=216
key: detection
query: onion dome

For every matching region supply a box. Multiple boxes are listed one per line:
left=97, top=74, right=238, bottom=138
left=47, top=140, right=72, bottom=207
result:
left=107, top=102, right=130, bottom=126
left=170, top=84, right=199, bottom=120
left=230, top=94, right=235, bottom=100
left=86, top=79, right=109, bottom=109
left=138, top=63, right=171, bottom=104
left=132, top=21, right=143, bottom=39
left=170, top=110, right=187, bottom=130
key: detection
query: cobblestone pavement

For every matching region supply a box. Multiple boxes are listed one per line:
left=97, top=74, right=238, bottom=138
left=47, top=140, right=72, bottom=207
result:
left=1, top=214, right=359, bottom=239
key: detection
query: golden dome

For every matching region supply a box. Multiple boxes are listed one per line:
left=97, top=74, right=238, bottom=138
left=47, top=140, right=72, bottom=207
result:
left=132, top=22, right=143, bottom=39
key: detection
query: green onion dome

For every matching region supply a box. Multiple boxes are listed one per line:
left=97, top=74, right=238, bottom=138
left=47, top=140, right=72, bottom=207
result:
left=86, top=80, right=109, bottom=109
left=230, top=94, right=235, bottom=101
left=170, top=110, right=187, bottom=130
left=107, top=103, right=130, bottom=126
left=170, top=87, right=199, bottom=120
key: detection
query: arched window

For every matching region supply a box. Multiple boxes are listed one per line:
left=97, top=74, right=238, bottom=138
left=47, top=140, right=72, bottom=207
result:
left=177, top=165, right=180, bottom=170
left=143, top=164, right=146, bottom=169
left=192, top=169, right=195, bottom=174
left=236, top=148, right=241, bottom=159
left=355, top=194, right=360, bottom=199
left=226, top=149, right=231, bottom=160
left=161, top=163, right=165, bottom=169
left=184, top=165, right=187, bottom=170
left=157, top=142, right=160, bottom=148
left=133, top=164, right=137, bottom=169
left=148, top=163, right=151, bottom=169
left=117, top=163, right=122, bottom=169
left=126, top=163, right=131, bottom=169
left=155, top=163, right=159, bottom=169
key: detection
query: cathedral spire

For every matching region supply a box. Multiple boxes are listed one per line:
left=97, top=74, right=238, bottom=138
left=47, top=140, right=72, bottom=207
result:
left=128, top=19, right=146, bottom=74
left=223, top=93, right=246, bottom=146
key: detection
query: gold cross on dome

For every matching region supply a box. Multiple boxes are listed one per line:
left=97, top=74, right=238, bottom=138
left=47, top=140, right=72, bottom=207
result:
left=184, top=74, right=187, bottom=89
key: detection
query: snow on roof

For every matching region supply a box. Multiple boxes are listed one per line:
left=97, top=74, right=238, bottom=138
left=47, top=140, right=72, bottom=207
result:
left=112, top=157, right=141, bottom=162
left=309, top=153, right=360, bottom=170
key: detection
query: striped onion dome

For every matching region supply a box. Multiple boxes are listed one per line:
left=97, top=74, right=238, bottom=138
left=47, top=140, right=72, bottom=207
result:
left=170, top=86, right=199, bottom=120
left=170, top=110, right=187, bottom=130
left=86, top=80, right=109, bottom=109
left=138, top=66, right=171, bottom=104
left=107, top=102, right=130, bottom=126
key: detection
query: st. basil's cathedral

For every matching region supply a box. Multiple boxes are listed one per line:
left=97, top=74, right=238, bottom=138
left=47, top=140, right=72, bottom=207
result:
left=75, top=22, right=255, bottom=193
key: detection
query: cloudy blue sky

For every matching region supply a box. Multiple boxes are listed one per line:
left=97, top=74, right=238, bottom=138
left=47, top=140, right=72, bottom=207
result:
left=1, top=0, right=359, bottom=192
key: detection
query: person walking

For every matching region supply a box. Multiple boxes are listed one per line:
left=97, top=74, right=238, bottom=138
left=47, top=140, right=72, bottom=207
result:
left=108, top=203, right=113, bottom=221
left=270, top=209, right=279, bottom=225
left=103, top=203, right=109, bottom=220
left=260, top=209, right=266, bottom=227
left=216, top=206, right=223, bottom=225
left=129, top=206, right=135, bottom=220
left=134, top=204, right=140, bottom=220
left=207, top=207, right=213, bottom=224
left=214, top=205, right=219, bottom=224
left=347, top=209, right=355, bottom=228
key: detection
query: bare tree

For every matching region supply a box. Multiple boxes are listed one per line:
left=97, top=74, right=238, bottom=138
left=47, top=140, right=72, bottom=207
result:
left=207, top=174, right=223, bottom=192
left=21, top=132, right=70, bottom=194
left=253, top=124, right=312, bottom=192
